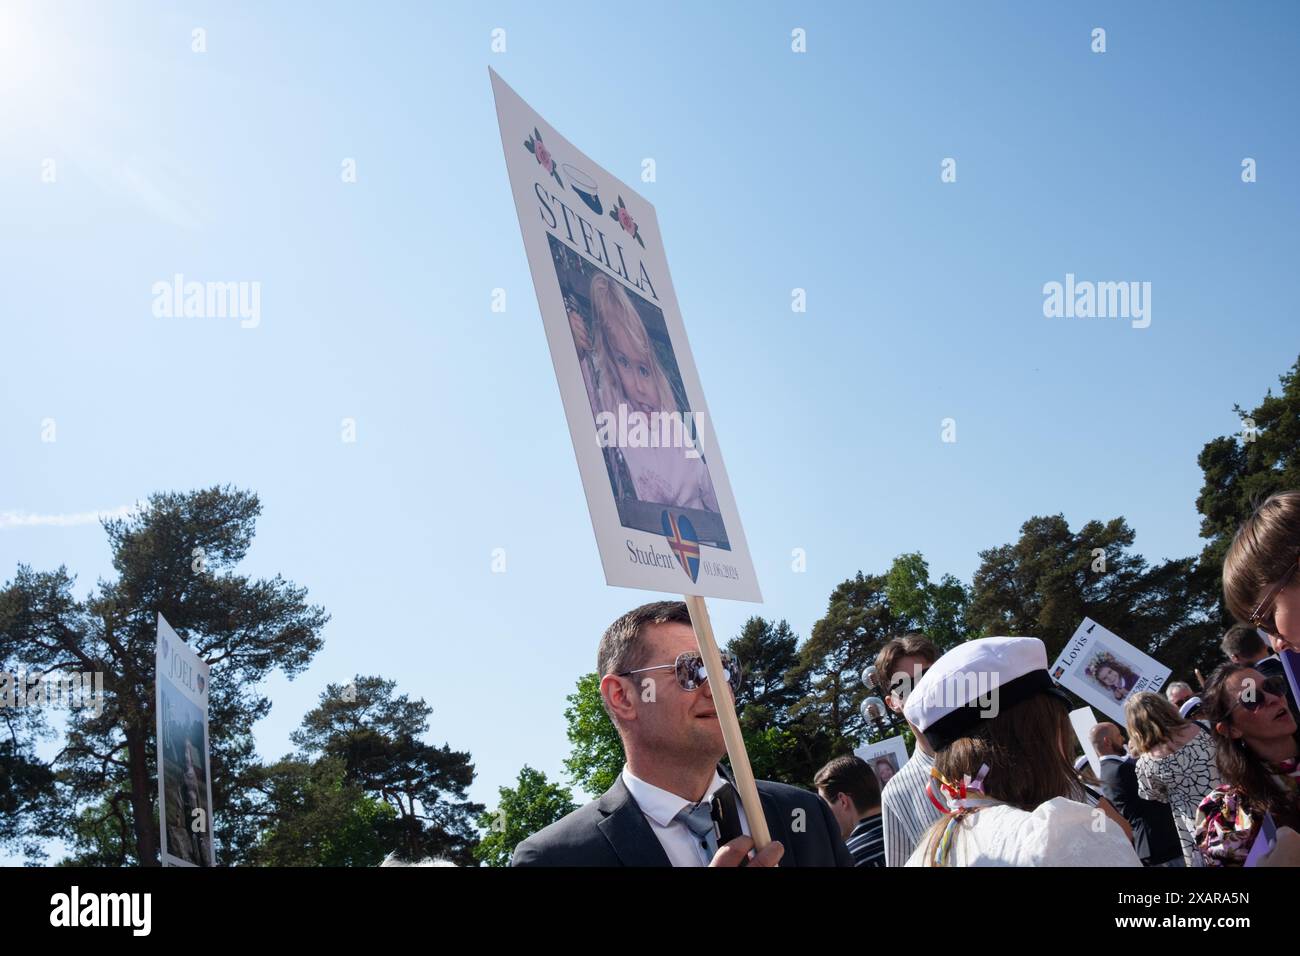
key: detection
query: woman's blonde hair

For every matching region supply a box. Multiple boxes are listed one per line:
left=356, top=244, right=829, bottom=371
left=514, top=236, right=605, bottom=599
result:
left=1124, top=690, right=1190, bottom=754
left=1223, top=490, right=1300, bottom=626
left=587, top=273, right=677, bottom=415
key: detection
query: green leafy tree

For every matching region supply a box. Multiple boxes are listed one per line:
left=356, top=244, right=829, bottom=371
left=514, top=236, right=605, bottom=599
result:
left=966, top=514, right=1220, bottom=680
left=57, top=796, right=133, bottom=866
left=563, top=672, right=624, bottom=798
left=0, top=628, right=59, bottom=859
left=787, top=570, right=899, bottom=762
left=884, top=552, right=968, bottom=648
left=291, top=675, right=483, bottom=865
left=1, top=487, right=328, bottom=865
left=724, top=617, right=828, bottom=786
left=243, top=756, right=397, bottom=867
left=1195, top=355, right=1300, bottom=591
left=726, top=617, right=803, bottom=736
left=473, top=765, right=577, bottom=867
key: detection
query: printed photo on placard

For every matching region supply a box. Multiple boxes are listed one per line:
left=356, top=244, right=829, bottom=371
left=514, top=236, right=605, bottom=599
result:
left=155, top=613, right=215, bottom=867
left=550, top=234, right=727, bottom=547
left=855, top=735, right=910, bottom=787
left=1050, top=618, right=1172, bottom=725
left=491, top=68, right=759, bottom=601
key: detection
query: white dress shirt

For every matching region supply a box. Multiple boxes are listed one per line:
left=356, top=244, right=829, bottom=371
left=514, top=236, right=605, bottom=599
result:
left=621, top=765, right=751, bottom=866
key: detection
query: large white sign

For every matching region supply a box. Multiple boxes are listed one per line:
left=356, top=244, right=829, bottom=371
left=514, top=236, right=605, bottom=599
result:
left=490, top=69, right=760, bottom=602
left=1050, top=618, right=1171, bottom=725
left=1069, top=706, right=1103, bottom=778
left=155, top=613, right=215, bottom=867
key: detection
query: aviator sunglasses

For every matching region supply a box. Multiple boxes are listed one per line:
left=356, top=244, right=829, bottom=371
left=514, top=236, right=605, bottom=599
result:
left=618, top=652, right=743, bottom=693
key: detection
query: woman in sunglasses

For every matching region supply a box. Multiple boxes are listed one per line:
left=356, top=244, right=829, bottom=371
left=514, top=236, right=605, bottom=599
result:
left=1193, top=663, right=1300, bottom=866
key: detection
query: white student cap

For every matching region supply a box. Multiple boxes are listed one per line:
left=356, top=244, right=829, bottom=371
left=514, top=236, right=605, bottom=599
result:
left=1178, top=696, right=1203, bottom=719
left=903, top=636, right=1072, bottom=752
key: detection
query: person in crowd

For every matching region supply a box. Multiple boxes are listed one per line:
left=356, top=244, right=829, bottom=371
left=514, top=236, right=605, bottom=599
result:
left=904, top=636, right=1139, bottom=866
left=1166, top=681, right=1195, bottom=710
left=512, top=601, right=852, bottom=867
left=1126, top=691, right=1221, bottom=866
left=814, top=755, right=886, bottom=867
left=1223, top=490, right=1300, bottom=663
left=1221, top=621, right=1299, bottom=719
left=1088, top=722, right=1184, bottom=866
left=875, top=633, right=945, bottom=865
left=1193, top=663, right=1300, bottom=866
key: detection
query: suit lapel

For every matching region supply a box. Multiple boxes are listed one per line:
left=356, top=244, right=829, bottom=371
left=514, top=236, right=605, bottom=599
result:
left=755, top=786, right=791, bottom=868
left=596, top=777, right=672, bottom=867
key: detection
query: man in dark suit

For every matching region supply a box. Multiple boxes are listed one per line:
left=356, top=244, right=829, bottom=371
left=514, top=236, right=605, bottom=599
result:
left=512, top=601, right=853, bottom=867
left=1088, top=722, right=1183, bottom=867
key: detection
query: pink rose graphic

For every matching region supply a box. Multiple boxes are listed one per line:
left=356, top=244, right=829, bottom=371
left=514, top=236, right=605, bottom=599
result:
left=524, top=127, right=563, bottom=187
left=609, top=196, right=645, bottom=248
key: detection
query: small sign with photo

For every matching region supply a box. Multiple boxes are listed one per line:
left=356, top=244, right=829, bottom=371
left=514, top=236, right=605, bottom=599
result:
left=1050, top=618, right=1171, bottom=725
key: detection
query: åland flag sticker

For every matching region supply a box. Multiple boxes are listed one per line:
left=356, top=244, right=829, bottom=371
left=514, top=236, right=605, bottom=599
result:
left=661, top=511, right=701, bottom=582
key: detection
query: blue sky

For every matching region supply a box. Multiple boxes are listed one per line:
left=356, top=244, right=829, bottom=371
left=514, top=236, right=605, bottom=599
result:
left=2, top=1, right=1297, bottom=862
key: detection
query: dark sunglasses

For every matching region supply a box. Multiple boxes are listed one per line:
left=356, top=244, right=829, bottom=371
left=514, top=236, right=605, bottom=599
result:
left=1227, top=675, right=1289, bottom=717
left=619, top=652, right=743, bottom=693
left=1248, top=556, right=1300, bottom=635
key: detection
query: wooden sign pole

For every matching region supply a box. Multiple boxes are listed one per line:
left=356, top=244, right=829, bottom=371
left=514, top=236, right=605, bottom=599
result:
left=684, top=594, right=772, bottom=851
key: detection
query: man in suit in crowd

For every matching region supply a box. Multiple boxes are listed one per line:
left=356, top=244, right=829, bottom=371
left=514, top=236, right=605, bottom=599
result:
left=1165, top=681, right=1194, bottom=710
left=814, top=755, right=886, bottom=867
left=1088, top=722, right=1183, bottom=867
left=512, top=601, right=853, bottom=867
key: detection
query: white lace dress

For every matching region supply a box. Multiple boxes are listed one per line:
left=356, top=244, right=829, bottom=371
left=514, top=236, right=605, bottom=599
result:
left=903, top=797, right=1142, bottom=866
left=1135, top=728, right=1221, bottom=867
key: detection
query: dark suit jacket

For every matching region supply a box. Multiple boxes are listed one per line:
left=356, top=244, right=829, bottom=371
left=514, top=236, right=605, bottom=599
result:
left=1097, top=755, right=1182, bottom=866
left=511, top=772, right=854, bottom=867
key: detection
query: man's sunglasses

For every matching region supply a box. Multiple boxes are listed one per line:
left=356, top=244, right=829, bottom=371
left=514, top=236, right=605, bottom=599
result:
left=1227, top=675, right=1289, bottom=717
left=1248, top=555, right=1300, bottom=635
left=618, top=652, right=743, bottom=693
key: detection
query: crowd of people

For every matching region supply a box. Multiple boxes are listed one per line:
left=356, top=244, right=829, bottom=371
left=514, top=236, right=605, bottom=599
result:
left=512, top=490, right=1300, bottom=867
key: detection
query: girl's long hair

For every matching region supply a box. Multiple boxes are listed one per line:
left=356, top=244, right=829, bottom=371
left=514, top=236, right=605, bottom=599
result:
left=1201, top=663, right=1300, bottom=830
left=920, top=693, right=1083, bottom=866
left=587, top=273, right=678, bottom=417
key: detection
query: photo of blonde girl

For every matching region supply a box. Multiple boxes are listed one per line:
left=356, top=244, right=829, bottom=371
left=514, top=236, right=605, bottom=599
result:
left=563, top=261, right=720, bottom=520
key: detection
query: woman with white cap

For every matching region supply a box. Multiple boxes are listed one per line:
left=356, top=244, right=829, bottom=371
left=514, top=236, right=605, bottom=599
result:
left=903, top=636, right=1141, bottom=867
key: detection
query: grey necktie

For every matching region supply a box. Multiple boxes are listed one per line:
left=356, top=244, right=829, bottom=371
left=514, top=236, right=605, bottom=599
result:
left=673, top=799, right=719, bottom=865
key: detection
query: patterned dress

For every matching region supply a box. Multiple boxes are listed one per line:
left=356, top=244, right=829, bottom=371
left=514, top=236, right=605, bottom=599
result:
left=1135, top=728, right=1221, bottom=867
left=1194, top=756, right=1300, bottom=866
